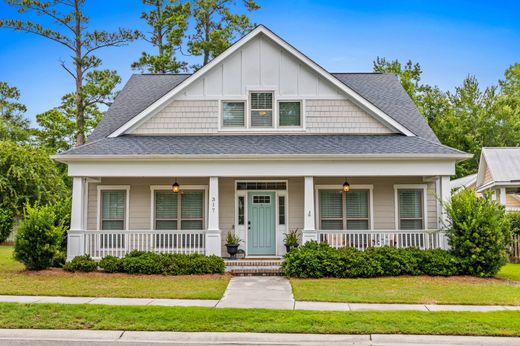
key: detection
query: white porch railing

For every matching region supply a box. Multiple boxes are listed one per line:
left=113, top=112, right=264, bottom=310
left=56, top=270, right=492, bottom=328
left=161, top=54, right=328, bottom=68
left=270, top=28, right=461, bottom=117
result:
left=318, top=229, right=446, bottom=250
left=511, top=235, right=520, bottom=263
left=79, top=230, right=206, bottom=259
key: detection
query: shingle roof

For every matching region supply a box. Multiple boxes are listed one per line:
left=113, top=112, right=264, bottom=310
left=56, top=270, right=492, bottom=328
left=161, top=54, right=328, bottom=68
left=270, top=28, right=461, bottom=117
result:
left=332, top=73, right=438, bottom=142
left=59, top=134, right=466, bottom=157
left=89, top=74, right=190, bottom=141
left=480, top=148, right=520, bottom=183
left=88, top=73, right=439, bottom=143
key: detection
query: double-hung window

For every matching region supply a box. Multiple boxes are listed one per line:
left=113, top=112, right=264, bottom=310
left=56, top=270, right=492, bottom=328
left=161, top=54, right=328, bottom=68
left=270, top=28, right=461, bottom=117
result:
left=101, top=190, right=126, bottom=230
left=398, top=189, right=424, bottom=230
left=319, top=189, right=370, bottom=230
left=154, top=190, right=205, bottom=230
left=250, top=92, right=273, bottom=127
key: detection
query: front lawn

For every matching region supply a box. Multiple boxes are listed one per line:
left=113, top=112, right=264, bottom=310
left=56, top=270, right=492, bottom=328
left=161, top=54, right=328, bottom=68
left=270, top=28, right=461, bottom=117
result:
left=497, top=263, right=520, bottom=281
left=290, top=275, right=520, bottom=305
left=0, top=246, right=229, bottom=299
left=0, top=303, right=519, bottom=336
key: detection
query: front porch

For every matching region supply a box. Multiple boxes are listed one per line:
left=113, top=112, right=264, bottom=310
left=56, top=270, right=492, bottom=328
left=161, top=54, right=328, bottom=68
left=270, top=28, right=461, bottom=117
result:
left=67, top=175, right=451, bottom=260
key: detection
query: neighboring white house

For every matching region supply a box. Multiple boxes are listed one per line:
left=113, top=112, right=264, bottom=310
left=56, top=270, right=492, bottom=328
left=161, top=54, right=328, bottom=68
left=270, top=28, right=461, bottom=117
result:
left=54, top=25, right=470, bottom=260
left=475, top=147, right=520, bottom=211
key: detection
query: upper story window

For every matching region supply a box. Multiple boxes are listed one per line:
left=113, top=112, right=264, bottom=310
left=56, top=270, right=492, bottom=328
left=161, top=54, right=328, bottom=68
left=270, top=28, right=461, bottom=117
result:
left=279, top=101, right=301, bottom=127
left=250, top=92, right=273, bottom=127
left=222, top=102, right=245, bottom=127
left=221, top=92, right=302, bottom=130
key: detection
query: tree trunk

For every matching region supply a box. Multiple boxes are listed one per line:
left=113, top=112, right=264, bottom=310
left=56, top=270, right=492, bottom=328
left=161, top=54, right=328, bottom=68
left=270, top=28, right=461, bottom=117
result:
left=74, top=0, right=85, bottom=146
left=203, top=14, right=210, bottom=66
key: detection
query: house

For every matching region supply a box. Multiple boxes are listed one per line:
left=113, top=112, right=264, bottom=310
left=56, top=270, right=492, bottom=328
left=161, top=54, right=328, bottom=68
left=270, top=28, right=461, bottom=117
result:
left=475, top=148, right=520, bottom=211
left=450, top=173, right=477, bottom=194
left=54, top=25, right=470, bottom=261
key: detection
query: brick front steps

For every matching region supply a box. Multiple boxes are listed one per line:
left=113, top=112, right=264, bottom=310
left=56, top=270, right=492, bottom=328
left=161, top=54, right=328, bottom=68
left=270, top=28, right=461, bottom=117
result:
left=224, top=259, right=284, bottom=276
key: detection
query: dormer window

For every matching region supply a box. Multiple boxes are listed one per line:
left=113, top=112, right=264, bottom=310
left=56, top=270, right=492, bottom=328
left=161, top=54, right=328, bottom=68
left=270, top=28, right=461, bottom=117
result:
left=250, top=92, right=273, bottom=127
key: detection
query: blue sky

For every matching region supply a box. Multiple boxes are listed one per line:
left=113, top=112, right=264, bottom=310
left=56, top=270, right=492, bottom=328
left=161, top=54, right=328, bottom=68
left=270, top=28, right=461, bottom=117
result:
left=1, top=0, right=519, bottom=124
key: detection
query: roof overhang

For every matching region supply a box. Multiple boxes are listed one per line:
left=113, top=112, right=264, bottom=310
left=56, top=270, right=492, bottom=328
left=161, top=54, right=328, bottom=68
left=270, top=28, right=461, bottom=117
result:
left=107, top=25, right=416, bottom=138
left=476, top=181, right=520, bottom=193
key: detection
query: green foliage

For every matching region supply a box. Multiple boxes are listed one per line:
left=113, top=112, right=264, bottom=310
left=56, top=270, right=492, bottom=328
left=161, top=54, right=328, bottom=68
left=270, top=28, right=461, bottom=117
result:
left=283, top=229, right=300, bottom=246
left=0, top=0, right=139, bottom=145
left=283, top=242, right=461, bottom=278
left=14, top=204, right=63, bottom=270
left=101, top=250, right=225, bottom=275
left=374, top=59, right=520, bottom=177
left=0, top=208, right=14, bottom=243
left=225, top=231, right=241, bottom=245
left=63, top=255, right=97, bottom=272
left=446, top=189, right=511, bottom=277
left=507, top=211, right=520, bottom=236
left=188, top=0, right=260, bottom=68
left=99, top=255, right=124, bottom=273
left=0, top=81, right=31, bottom=144
left=132, top=0, right=191, bottom=73
left=0, top=141, right=68, bottom=216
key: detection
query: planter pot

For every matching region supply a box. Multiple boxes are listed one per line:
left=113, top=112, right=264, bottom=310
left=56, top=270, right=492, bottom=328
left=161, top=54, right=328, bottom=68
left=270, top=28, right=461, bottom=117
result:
left=285, top=243, right=299, bottom=253
left=226, top=244, right=240, bottom=259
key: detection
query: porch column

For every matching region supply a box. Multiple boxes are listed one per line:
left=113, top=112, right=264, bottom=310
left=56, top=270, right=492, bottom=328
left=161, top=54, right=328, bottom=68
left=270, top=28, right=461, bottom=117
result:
left=205, top=176, right=221, bottom=256
left=67, top=177, right=86, bottom=261
left=302, top=176, right=317, bottom=243
left=499, top=187, right=507, bottom=206
left=439, top=176, right=451, bottom=249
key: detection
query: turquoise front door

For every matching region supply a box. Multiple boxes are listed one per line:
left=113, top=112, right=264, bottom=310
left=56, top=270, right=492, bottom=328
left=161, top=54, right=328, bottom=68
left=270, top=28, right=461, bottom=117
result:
left=247, top=192, right=276, bottom=255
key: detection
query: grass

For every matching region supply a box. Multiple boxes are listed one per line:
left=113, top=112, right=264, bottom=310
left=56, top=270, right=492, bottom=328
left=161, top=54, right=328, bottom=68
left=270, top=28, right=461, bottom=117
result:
left=0, top=246, right=229, bottom=299
left=290, top=275, right=520, bottom=305
left=497, top=263, right=520, bottom=281
left=0, top=303, right=519, bottom=336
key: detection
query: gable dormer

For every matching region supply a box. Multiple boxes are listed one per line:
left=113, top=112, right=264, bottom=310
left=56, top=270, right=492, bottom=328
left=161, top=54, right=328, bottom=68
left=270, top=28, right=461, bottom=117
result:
left=112, top=26, right=415, bottom=138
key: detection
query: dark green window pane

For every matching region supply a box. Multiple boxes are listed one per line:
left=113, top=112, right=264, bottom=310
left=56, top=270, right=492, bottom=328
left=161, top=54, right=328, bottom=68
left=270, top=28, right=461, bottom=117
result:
left=279, top=102, right=301, bottom=126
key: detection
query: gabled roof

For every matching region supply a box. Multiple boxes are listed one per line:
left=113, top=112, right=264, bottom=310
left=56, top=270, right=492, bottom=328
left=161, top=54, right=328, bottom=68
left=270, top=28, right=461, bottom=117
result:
left=57, top=134, right=468, bottom=159
left=476, top=147, right=520, bottom=190
left=89, top=73, right=438, bottom=142
left=451, top=173, right=477, bottom=190
left=105, top=25, right=416, bottom=138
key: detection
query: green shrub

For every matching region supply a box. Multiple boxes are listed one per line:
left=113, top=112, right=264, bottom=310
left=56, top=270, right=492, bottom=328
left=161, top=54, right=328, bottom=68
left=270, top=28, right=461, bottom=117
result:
left=446, top=189, right=511, bottom=277
left=282, top=241, right=341, bottom=278
left=14, top=204, right=63, bottom=270
left=99, top=256, right=123, bottom=273
left=63, top=255, right=97, bottom=272
left=0, top=208, right=14, bottom=243
left=508, top=211, right=520, bottom=236
left=51, top=251, right=66, bottom=268
left=112, top=251, right=225, bottom=275
left=283, top=242, right=460, bottom=278
left=420, top=249, right=460, bottom=276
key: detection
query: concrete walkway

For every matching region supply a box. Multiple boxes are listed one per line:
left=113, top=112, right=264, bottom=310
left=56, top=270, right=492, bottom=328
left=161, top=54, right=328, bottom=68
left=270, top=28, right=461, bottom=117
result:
left=216, top=276, right=294, bottom=310
left=1, top=329, right=520, bottom=345
left=1, top=276, right=520, bottom=311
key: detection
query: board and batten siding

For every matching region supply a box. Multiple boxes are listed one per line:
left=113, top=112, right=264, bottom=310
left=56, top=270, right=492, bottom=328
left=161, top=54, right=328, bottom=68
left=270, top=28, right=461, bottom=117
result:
left=87, top=176, right=438, bottom=233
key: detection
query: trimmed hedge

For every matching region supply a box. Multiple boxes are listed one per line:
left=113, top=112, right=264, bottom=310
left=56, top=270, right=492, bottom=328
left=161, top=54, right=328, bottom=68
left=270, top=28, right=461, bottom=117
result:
left=282, top=242, right=461, bottom=278
left=63, top=255, right=97, bottom=272
left=98, top=251, right=225, bottom=275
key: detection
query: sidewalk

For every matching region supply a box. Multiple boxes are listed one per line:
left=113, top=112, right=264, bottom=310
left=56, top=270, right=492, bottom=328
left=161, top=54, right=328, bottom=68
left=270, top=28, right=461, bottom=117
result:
left=1, top=276, right=520, bottom=311
left=1, top=329, right=520, bottom=345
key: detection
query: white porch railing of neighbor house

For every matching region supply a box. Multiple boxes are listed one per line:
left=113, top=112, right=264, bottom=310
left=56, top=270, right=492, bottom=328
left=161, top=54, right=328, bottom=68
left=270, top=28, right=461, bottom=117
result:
left=318, top=229, right=446, bottom=250
left=511, top=235, right=520, bottom=263
left=81, top=230, right=206, bottom=259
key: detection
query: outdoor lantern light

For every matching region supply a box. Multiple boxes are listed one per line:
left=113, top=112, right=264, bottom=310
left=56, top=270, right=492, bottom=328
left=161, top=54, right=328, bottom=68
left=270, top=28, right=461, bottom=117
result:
left=172, top=181, right=180, bottom=193
left=343, top=179, right=350, bottom=193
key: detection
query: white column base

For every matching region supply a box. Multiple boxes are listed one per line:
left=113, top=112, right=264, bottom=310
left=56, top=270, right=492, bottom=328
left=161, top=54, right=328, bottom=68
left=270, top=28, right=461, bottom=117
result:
left=302, top=230, right=318, bottom=244
left=66, top=230, right=85, bottom=261
left=205, top=230, right=221, bottom=257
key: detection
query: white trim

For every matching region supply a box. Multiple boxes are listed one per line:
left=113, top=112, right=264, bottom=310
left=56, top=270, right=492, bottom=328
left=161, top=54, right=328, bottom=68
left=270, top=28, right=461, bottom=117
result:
left=96, top=185, right=131, bottom=230
left=315, top=184, right=374, bottom=231
left=107, top=25, right=414, bottom=138
left=149, top=185, right=208, bottom=231
left=393, top=184, right=428, bottom=230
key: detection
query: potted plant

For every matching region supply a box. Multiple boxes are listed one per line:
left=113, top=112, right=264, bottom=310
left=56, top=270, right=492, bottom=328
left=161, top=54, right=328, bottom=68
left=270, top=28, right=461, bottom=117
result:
left=283, top=229, right=300, bottom=253
left=225, top=232, right=242, bottom=260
